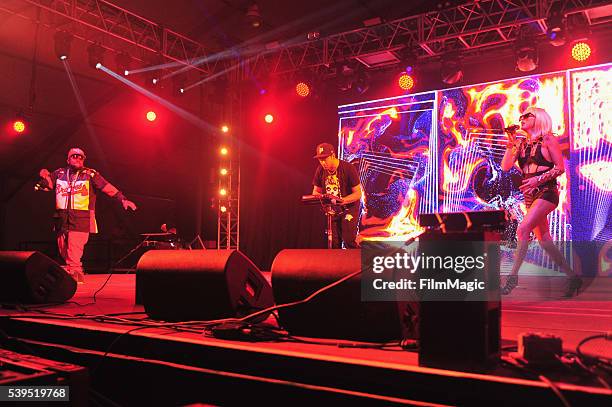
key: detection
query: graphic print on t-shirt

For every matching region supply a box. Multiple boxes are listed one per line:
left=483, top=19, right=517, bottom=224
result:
left=325, top=173, right=341, bottom=198
left=56, top=179, right=90, bottom=210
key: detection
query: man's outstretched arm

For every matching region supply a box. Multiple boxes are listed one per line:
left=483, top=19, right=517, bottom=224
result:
left=101, top=183, right=137, bottom=211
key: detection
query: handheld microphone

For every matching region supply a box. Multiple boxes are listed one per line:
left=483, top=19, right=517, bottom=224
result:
left=504, top=124, right=520, bottom=133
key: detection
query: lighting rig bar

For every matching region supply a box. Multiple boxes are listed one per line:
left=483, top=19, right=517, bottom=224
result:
left=16, top=0, right=230, bottom=75
left=247, top=0, right=611, bottom=75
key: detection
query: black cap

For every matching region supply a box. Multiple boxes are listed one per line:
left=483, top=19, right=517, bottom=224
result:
left=313, top=143, right=335, bottom=159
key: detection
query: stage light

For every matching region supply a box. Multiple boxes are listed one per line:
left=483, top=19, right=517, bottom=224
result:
left=54, top=31, right=72, bottom=61
left=173, top=73, right=187, bottom=96
left=221, top=125, right=229, bottom=133
left=152, top=78, right=159, bottom=85
left=219, top=188, right=227, bottom=196
left=440, top=56, right=463, bottom=85
left=146, top=111, right=157, bottom=122
left=13, top=119, right=26, bottom=134
left=398, top=73, right=415, bottom=91
left=571, top=41, right=591, bottom=62
left=354, top=69, right=370, bottom=95
left=246, top=3, right=263, bottom=28
left=220, top=205, right=228, bottom=213
left=87, top=43, right=105, bottom=69
left=295, top=82, right=310, bottom=97
left=220, top=147, right=229, bottom=155
left=515, top=44, right=538, bottom=72
left=220, top=168, right=228, bottom=176
left=546, top=4, right=566, bottom=47
left=116, top=52, right=132, bottom=76
left=264, top=114, right=274, bottom=123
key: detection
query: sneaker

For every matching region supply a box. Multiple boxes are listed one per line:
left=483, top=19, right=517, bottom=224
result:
left=76, top=272, right=85, bottom=284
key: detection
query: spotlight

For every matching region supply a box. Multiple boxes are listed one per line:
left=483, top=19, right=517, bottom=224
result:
left=295, top=81, right=310, bottom=97
left=440, top=55, right=463, bottom=85
left=219, top=188, right=227, bottom=196
left=336, top=62, right=355, bottom=92
left=146, top=111, right=157, bottom=122
left=12, top=118, right=26, bottom=134
left=87, top=43, right=105, bottom=69
left=264, top=114, right=274, bottom=123
left=546, top=3, right=566, bottom=47
left=515, top=43, right=538, bottom=72
left=95, top=63, right=102, bottom=70
left=246, top=3, right=263, bottom=28
left=152, top=78, right=159, bottom=85
left=12, top=112, right=27, bottom=134
left=116, top=52, right=132, bottom=76
left=220, top=168, right=228, bottom=176
left=571, top=41, right=591, bottom=62
left=173, top=73, right=187, bottom=96
left=54, top=31, right=73, bottom=61
left=398, top=73, right=415, bottom=91
left=353, top=68, right=370, bottom=95
left=220, top=147, right=229, bottom=155
left=221, top=125, right=229, bottom=133
left=220, top=205, right=228, bottom=213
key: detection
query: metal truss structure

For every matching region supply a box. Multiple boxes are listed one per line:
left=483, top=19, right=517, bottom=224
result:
left=247, top=0, right=612, bottom=75
left=217, top=162, right=240, bottom=250
left=4, top=0, right=610, bottom=79
left=3, top=0, right=233, bottom=75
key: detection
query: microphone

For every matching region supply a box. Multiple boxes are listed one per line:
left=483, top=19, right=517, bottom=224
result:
left=504, top=124, right=520, bottom=133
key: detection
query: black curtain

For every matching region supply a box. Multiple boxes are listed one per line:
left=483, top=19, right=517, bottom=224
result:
left=239, top=89, right=340, bottom=270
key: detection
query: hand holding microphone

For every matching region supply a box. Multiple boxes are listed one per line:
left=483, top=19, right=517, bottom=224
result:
left=35, top=168, right=52, bottom=191
left=504, top=124, right=520, bottom=151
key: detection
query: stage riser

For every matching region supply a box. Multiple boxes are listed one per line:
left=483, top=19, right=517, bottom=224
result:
left=1, top=318, right=609, bottom=406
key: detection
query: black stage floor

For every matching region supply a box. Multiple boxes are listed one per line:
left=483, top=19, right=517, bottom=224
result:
left=1, top=274, right=611, bottom=406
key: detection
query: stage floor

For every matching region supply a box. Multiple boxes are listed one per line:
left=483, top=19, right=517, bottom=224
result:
left=1, top=274, right=610, bottom=405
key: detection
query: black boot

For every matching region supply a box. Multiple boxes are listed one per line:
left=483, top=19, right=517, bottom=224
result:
left=502, top=275, right=518, bottom=295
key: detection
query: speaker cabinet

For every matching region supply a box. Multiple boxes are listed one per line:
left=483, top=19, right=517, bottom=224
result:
left=417, top=231, right=501, bottom=369
left=136, top=250, right=274, bottom=321
left=271, top=249, right=416, bottom=342
left=0, top=251, right=76, bottom=304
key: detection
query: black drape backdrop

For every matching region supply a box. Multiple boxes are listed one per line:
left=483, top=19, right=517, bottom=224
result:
left=239, top=89, right=340, bottom=270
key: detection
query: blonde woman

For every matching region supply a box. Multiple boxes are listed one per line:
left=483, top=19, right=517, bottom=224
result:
left=500, top=107, right=581, bottom=297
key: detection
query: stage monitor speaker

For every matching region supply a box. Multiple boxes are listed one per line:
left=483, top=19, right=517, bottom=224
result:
left=0, top=251, right=76, bottom=304
left=136, top=250, right=274, bottom=321
left=271, top=249, right=417, bottom=342
left=417, top=231, right=501, bottom=370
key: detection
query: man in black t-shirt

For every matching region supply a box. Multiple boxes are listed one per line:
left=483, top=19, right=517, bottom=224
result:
left=312, top=143, right=362, bottom=248
left=37, top=147, right=137, bottom=283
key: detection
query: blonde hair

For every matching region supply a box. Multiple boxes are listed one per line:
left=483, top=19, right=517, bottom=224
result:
left=524, top=106, right=552, bottom=138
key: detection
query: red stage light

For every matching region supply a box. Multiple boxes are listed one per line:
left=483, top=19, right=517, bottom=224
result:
left=146, top=111, right=157, bottom=122
left=295, top=82, right=310, bottom=97
left=264, top=114, right=274, bottom=123
left=571, top=41, right=591, bottom=62
left=13, top=120, right=26, bottom=134
left=398, top=73, right=415, bottom=91
left=220, top=205, right=227, bottom=213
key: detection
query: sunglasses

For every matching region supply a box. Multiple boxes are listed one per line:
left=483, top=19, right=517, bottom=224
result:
left=70, top=154, right=84, bottom=160
left=519, top=113, right=535, bottom=121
